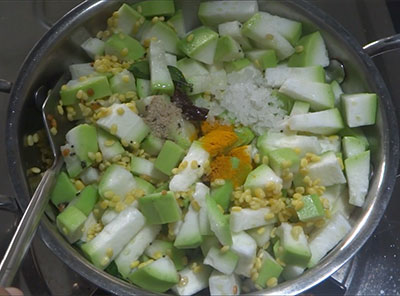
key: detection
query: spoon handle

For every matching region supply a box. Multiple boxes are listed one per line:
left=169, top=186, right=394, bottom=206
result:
left=0, top=157, right=63, bottom=286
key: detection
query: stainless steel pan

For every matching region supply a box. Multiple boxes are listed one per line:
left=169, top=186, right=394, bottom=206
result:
left=2, top=0, right=399, bottom=294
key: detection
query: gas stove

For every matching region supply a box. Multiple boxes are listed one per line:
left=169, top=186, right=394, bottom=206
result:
left=0, top=1, right=399, bottom=295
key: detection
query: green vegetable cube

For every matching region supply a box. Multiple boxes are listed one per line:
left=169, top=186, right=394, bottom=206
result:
left=131, top=156, right=168, bottom=181
left=136, top=78, right=151, bottom=99
left=276, top=223, right=311, bottom=266
left=110, top=69, right=136, bottom=94
left=134, top=177, right=156, bottom=195
left=167, top=120, right=197, bottom=150
left=174, top=205, right=203, bottom=249
left=233, top=127, right=254, bottom=147
left=296, top=194, right=325, bottom=222
left=288, top=31, right=329, bottom=67
left=203, top=246, right=239, bottom=275
left=65, top=124, right=98, bottom=166
left=342, top=136, right=367, bottom=159
left=345, top=150, right=370, bottom=207
left=96, top=104, right=150, bottom=144
left=105, top=33, right=145, bottom=62
left=341, top=93, right=377, bottom=127
left=149, top=40, right=175, bottom=96
left=214, top=35, right=244, bottom=63
left=73, top=185, right=98, bottom=216
left=132, top=0, right=175, bottom=17
left=339, top=127, right=369, bottom=148
left=50, top=172, right=77, bottom=206
left=128, top=257, right=179, bottom=293
left=60, top=76, right=112, bottom=106
left=145, top=240, right=186, bottom=271
left=177, top=57, right=209, bottom=77
left=141, top=134, right=165, bottom=156
left=97, top=128, right=124, bottom=161
left=56, top=206, right=87, bottom=244
left=246, top=49, right=278, bottom=70
left=269, top=148, right=300, bottom=176
left=244, top=164, right=282, bottom=192
left=141, top=21, right=181, bottom=55
left=168, top=10, right=185, bottom=38
left=210, top=180, right=233, bottom=212
left=154, top=140, right=186, bottom=176
left=290, top=101, right=310, bottom=116
left=255, top=251, right=283, bottom=289
left=206, top=196, right=232, bottom=246
left=179, top=27, right=219, bottom=65
left=114, top=4, right=144, bottom=36
left=138, top=191, right=182, bottom=224
left=198, top=1, right=258, bottom=28
left=224, top=58, right=252, bottom=73
left=275, top=92, right=294, bottom=113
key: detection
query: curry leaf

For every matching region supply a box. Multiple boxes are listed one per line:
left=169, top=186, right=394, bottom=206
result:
left=128, top=60, right=150, bottom=80
left=167, top=65, right=193, bottom=93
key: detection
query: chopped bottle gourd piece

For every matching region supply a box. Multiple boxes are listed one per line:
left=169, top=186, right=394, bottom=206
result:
left=56, top=206, right=87, bottom=244
left=198, top=1, right=258, bottom=27
left=288, top=31, right=329, bottom=67
left=133, top=0, right=175, bottom=17
left=60, top=76, right=112, bottom=105
left=50, top=172, right=78, bottom=206
left=296, top=194, right=325, bottom=222
left=105, top=33, right=145, bottom=62
left=138, top=191, right=182, bottom=224
left=155, top=140, right=185, bottom=176
left=128, top=257, right=179, bottom=293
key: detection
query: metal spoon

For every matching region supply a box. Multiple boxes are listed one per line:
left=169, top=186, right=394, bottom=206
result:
left=0, top=74, right=72, bottom=286
left=325, top=59, right=346, bottom=84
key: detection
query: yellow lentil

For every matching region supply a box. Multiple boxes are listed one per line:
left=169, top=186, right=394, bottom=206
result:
left=75, top=180, right=85, bottom=191
left=50, top=127, right=58, bottom=135
left=117, top=107, right=125, bottom=115
left=231, top=206, right=242, bottom=212
left=266, top=277, right=278, bottom=288
left=257, top=227, right=266, bottom=235
left=130, top=260, right=140, bottom=269
left=31, top=167, right=41, bottom=174
left=110, top=124, right=118, bottom=135
left=295, top=45, right=304, bottom=53
left=265, top=33, right=274, bottom=40
left=220, top=245, right=230, bottom=253
left=190, top=160, right=198, bottom=169
left=178, top=275, right=189, bottom=287
left=186, top=34, right=194, bottom=42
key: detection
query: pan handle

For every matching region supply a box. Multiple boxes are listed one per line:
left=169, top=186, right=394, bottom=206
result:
left=364, top=34, right=400, bottom=178
left=363, top=34, right=400, bottom=57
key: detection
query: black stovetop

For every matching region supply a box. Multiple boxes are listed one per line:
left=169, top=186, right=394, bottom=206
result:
left=0, top=1, right=399, bottom=295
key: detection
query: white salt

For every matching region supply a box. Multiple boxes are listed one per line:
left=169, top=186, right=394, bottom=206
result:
left=212, top=65, right=287, bottom=135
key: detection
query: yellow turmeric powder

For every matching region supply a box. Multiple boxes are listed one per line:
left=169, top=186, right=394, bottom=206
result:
left=200, top=120, right=233, bottom=135
left=210, top=155, right=232, bottom=181
left=200, top=129, right=238, bottom=157
left=201, top=121, right=253, bottom=186
left=210, top=155, right=252, bottom=187
left=229, top=145, right=252, bottom=165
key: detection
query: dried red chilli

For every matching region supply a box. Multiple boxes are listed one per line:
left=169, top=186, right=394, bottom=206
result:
left=171, top=88, right=209, bottom=121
